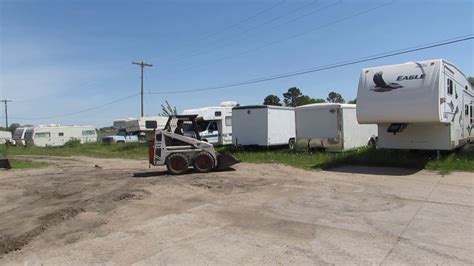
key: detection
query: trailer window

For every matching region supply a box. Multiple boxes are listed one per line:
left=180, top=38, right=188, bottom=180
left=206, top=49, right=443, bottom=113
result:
left=208, top=122, right=217, bottom=132
left=35, top=132, right=50, bottom=138
left=82, top=130, right=96, bottom=136
left=225, top=116, right=232, bottom=126
left=447, top=79, right=453, bottom=95
left=59, top=132, right=64, bottom=136
left=471, top=105, right=473, bottom=124
left=466, top=105, right=469, bottom=115
left=214, top=111, right=221, bottom=117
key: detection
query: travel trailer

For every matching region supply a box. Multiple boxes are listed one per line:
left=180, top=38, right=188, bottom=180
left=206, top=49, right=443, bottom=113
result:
left=25, top=125, right=98, bottom=147
left=182, top=101, right=237, bottom=145
left=0, top=130, right=13, bottom=145
left=13, top=126, right=32, bottom=146
left=232, top=105, right=295, bottom=147
left=295, top=103, right=377, bottom=152
left=357, top=59, right=474, bottom=150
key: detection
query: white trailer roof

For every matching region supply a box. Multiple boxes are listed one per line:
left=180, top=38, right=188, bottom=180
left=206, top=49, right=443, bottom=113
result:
left=296, top=103, right=356, bottom=110
left=233, top=105, right=294, bottom=111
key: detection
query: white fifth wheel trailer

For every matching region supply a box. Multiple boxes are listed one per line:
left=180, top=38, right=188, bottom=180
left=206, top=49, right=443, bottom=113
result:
left=182, top=101, right=237, bottom=145
left=232, top=105, right=295, bottom=147
left=357, top=59, right=474, bottom=150
left=295, top=103, right=377, bottom=152
left=25, top=125, right=97, bottom=147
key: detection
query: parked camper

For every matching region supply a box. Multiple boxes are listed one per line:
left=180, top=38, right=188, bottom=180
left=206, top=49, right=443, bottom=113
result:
left=113, top=118, right=134, bottom=131
left=357, top=59, right=474, bottom=150
left=125, top=116, right=168, bottom=140
left=13, top=126, right=32, bottom=146
left=232, top=105, right=295, bottom=147
left=182, top=101, right=237, bottom=145
left=25, top=125, right=97, bottom=147
left=0, top=130, right=13, bottom=145
left=295, top=103, right=377, bottom=152
left=104, top=116, right=167, bottom=144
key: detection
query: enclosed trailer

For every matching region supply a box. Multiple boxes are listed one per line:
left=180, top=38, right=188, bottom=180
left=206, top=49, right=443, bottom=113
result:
left=25, top=125, right=97, bottom=147
left=232, top=105, right=295, bottom=147
left=357, top=59, right=474, bottom=150
left=182, top=101, right=237, bottom=145
left=295, top=103, right=377, bottom=152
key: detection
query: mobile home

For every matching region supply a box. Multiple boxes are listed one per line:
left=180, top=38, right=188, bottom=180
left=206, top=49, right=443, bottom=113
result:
left=25, top=125, right=97, bottom=147
left=357, top=59, right=473, bottom=150
left=182, top=101, right=237, bottom=145
left=232, top=105, right=295, bottom=147
left=295, top=103, right=377, bottom=152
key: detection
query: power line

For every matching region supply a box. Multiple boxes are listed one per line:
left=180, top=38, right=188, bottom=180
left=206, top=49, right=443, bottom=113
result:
left=1, top=100, right=12, bottom=128
left=132, top=61, right=153, bottom=117
left=175, top=0, right=392, bottom=73
left=150, top=0, right=287, bottom=62
left=150, top=34, right=474, bottom=95
left=8, top=93, right=140, bottom=120
left=170, top=0, right=330, bottom=63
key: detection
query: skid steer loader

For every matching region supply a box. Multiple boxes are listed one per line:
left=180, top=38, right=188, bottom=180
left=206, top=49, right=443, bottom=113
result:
left=146, top=115, right=240, bottom=175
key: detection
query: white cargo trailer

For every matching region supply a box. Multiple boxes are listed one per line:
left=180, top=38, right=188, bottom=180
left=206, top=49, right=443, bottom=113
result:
left=232, top=105, right=295, bottom=147
left=357, top=59, right=474, bottom=150
left=295, top=103, right=377, bottom=152
left=182, top=101, right=237, bottom=145
left=25, top=125, right=97, bottom=147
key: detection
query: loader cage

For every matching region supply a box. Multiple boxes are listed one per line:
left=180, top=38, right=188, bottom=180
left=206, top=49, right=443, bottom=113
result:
left=164, top=115, right=201, bottom=140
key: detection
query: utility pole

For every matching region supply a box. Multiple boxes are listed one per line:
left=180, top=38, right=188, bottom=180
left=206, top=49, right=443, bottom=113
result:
left=1, top=100, right=12, bottom=129
left=132, top=61, right=153, bottom=117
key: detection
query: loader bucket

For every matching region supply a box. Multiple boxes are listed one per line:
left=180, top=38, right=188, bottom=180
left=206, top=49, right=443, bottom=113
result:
left=0, top=158, right=12, bottom=170
left=216, top=152, right=240, bottom=170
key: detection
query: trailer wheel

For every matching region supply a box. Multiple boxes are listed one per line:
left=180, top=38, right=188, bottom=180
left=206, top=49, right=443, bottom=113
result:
left=368, top=138, right=376, bottom=147
left=288, top=138, right=296, bottom=150
left=166, top=153, right=189, bottom=175
left=193, top=152, right=214, bottom=173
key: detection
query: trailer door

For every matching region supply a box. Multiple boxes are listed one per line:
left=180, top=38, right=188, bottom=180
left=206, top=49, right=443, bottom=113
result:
left=442, top=66, right=456, bottom=122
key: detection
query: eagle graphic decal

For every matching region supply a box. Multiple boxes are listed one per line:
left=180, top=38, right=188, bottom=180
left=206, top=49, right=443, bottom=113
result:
left=371, top=72, right=404, bottom=92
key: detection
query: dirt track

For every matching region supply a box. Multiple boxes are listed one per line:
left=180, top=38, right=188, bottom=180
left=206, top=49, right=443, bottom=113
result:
left=0, top=156, right=473, bottom=264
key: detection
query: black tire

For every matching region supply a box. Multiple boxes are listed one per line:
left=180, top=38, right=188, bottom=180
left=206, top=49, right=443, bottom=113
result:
left=193, top=152, right=215, bottom=173
left=166, top=153, right=189, bottom=175
left=368, top=138, right=376, bottom=147
left=288, top=138, right=296, bottom=150
left=116, top=140, right=125, bottom=144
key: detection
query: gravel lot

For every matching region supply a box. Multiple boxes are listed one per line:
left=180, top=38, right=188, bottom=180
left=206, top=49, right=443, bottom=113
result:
left=0, top=156, right=472, bottom=264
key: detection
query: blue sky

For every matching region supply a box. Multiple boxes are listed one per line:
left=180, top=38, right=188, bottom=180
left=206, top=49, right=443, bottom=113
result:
left=1, top=0, right=473, bottom=127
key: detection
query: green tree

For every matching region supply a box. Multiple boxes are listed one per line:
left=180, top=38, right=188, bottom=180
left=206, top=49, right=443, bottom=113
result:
left=283, top=87, right=303, bottom=107
left=297, top=96, right=325, bottom=106
left=263, top=95, right=282, bottom=106
left=468, top=77, right=474, bottom=87
left=348, top=98, right=357, bottom=104
left=7, top=123, right=20, bottom=134
left=161, top=101, right=178, bottom=116
left=326, top=91, right=345, bottom=103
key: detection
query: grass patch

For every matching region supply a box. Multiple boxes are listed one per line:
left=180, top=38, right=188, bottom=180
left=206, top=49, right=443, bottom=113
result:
left=0, top=143, right=148, bottom=160
left=1, top=143, right=473, bottom=173
left=9, top=159, right=49, bottom=170
left=219, top=146, right=474, bottom=173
